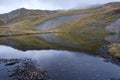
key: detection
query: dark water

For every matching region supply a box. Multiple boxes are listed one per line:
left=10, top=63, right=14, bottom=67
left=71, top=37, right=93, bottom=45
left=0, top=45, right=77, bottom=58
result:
left=0, top=33, right=120, bottom=80
left=0, top=46, right=120, bottom=80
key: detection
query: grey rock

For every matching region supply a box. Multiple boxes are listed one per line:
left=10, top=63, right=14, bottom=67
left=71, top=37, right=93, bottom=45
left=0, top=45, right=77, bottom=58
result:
left=106, top=19, right=120, bottom=33
left=36, top=14, right=86, bottom=31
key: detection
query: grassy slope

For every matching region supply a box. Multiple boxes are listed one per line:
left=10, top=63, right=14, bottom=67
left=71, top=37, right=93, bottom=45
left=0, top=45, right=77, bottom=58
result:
left=0, top=7, right=106, bottom=36
left=55, top=7, right=120, bottom=35
left=0, top=9, right=59, bottom=36
left=10, top=9, right=90, bottom=31
left=1, top=2, right=120, bottom=36
left=0, top=8, right=91, bottom=36
left=53, top=2, right=120, bottom=34
left=0, top=20, right=4, bottom=26
left=53, top=3, right=120, bottom=57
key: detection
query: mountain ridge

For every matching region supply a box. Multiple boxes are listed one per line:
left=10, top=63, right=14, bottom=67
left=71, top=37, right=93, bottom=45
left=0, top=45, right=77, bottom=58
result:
left=0, top=8, right=59, bottom=23
left=0, top=2, right=120, bottom=35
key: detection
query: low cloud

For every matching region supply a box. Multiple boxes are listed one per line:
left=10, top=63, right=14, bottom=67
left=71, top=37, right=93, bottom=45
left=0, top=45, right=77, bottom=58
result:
left=0, top=0, right=120, bottom=13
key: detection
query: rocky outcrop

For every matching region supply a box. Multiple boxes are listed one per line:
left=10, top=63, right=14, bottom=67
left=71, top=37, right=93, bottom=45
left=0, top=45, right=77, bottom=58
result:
left=36, top=14, right=86, bottom=31
left=109, top=44, right=120, bottom=58
left=9, top=59, right=47, bottom=80
left=0, top=59, right=48, bottom=80
left=105, top=34, right=120, bottom=43
left=106, top=19, right=120, bottom=34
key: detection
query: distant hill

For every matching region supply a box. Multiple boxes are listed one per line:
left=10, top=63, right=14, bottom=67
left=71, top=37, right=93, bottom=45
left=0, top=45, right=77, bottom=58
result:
left=103, top=2, right=120, bottom=8
left=0, top=8, right=59, bottom=23
left=0, top=8, right=60, bottom=36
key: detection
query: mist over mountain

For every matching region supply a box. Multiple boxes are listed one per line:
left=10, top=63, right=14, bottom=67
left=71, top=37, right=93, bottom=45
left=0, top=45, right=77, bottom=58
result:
left=0, top=0, right=119, bottom=14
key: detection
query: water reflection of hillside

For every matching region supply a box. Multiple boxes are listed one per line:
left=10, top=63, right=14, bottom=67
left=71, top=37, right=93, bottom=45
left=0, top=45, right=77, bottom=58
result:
left=0, top=33, right=105, bottom=54
left=0, top=33, right=119, bottom=55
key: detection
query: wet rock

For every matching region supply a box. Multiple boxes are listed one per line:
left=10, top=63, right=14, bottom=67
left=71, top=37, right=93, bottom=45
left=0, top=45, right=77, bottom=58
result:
left=9, top=59, right=48, bottom=80
left=5, top=59, right=20, bottom=66
left=99, top=44, right=109, bottom=54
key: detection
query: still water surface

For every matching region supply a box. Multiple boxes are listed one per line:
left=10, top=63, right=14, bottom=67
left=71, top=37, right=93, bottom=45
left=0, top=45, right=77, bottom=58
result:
left=0, top=45, right=120, bottom=80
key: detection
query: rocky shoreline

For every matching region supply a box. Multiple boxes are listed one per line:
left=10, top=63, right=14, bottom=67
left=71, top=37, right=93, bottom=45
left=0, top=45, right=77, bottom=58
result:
left=0, top=59, right=48, bottom=80
left=109, top=44, right=120, bottom=58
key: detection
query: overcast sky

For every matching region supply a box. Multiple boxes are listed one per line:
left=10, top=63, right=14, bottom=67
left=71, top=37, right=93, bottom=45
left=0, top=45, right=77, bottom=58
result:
left=0, top=0, right=120, bottom=14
